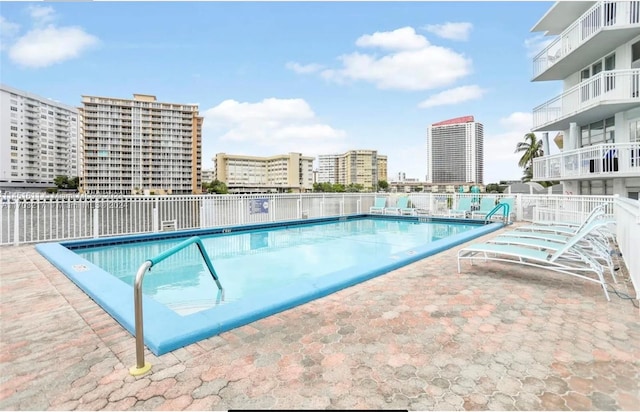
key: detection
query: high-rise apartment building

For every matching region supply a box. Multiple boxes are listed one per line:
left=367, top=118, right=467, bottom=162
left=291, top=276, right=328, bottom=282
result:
left=426, top=116, right=484, bottom=185
left=80, top=93, right=203, bottom=195
left=317, top=150, right=387, bottom=189
left=530, top=1, right=640, bottom=198
left=317, top=154, right=339, bottom=184
left=0, top=84, right=79, bottom=191
left=214, top=152, right=314, bottom=193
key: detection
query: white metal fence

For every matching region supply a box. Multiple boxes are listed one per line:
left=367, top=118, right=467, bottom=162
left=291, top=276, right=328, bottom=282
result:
left=533, top=142, right=640, bottom=181
left=2, top=191, right=637, bottom=296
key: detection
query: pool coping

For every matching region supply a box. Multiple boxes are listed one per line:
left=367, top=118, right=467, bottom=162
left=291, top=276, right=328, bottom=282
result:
left=36, top=214, right=503, bottom=355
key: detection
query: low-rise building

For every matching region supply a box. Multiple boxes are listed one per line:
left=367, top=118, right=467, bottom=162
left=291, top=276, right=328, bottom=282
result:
left=214, top=152, right=314, bottom=193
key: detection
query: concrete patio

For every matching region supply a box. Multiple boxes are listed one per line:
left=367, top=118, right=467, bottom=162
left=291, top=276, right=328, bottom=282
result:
left=1, top=228, right=638, bottom=410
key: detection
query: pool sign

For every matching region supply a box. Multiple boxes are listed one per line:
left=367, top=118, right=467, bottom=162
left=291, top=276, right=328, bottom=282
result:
left=249, top=198, right=269, bottom=214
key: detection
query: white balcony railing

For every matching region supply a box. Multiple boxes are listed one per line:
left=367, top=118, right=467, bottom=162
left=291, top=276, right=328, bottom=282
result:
left=533, top=69, right=640, bottom=130
left=533, top=142, right=640, bottom=180
left=533, top=1, right=640, bottom=79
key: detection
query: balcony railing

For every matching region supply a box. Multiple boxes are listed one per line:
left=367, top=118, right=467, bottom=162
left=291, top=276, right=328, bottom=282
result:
left=533, top=69, right=640, bottom=130
left=533, top=1, right=640, bottom=79
left=533, top=142, right=640, bottom=180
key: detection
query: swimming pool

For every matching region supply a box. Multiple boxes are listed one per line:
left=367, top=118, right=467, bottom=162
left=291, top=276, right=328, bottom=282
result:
left=36, top=215, right=502, bottom=355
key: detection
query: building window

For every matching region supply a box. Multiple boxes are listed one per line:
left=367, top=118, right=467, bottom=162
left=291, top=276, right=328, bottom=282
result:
left=580, top=116, right=615, bottom=147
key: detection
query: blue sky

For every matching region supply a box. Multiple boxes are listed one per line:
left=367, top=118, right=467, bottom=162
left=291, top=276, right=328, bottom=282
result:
left=0, top=1, right=562, bottom=183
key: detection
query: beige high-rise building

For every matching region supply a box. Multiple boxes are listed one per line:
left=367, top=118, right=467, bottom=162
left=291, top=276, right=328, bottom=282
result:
left=214, top=152, right=314, bottom=193
left=317, top=150, right=387, bottom=190
left=80, top=93, right=203, bottom=195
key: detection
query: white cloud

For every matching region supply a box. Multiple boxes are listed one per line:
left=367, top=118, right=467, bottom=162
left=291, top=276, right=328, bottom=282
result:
left=322, top=47, right=471, bottom=91
left=4, top=6, right=98, bottom=68
left=201, top=98, right=348, bottom=163
left=285, top=61, right=324, bottom=74
left=289, top=26, right=471, bottom=91
left=0, top=16, right=20, bottom=51
left=424, top=22, right=473, bottom=41
left=28, top=5, right=56, bottom=26
left=524, top=34, right=554, bottom=58
left=418, top=85, right=486, bottom=108
left=9, top=26, right=99, bottom=68
left=355, top=26, right=429, bottom=50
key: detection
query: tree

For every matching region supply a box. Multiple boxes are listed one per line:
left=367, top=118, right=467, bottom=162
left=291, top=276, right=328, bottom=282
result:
left=204, top=179, right=228, bottom=194
left=377, top=180, right=389, bottom=191
left=515, top=132, right=544, bottom=183
left=514, top=133, right=559, bottom=188
left=53, top=175, right=69, bottom=189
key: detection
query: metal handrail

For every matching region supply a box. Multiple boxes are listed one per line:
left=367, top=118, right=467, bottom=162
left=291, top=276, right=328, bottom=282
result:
left=130, top=236, right=223, bottom=375
left=484, top=203, right=511, bottom=224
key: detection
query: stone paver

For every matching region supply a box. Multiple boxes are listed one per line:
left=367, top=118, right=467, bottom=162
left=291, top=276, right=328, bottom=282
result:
left=0, top=227, right=638, bottom=410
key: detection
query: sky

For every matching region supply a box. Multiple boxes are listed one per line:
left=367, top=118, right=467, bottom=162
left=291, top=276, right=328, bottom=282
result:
left=0, top=1, right=563, bottom=184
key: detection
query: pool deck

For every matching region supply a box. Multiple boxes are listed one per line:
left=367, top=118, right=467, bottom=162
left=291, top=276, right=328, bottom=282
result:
left=1, top=228, right=639, bottom=411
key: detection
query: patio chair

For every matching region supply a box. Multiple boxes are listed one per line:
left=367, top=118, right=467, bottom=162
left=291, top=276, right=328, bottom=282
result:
left=515, top=207, right=613, bottom=237
left=369, top=197, right=386, bottom=214
left=457, top=222, right=611, bottom=300
left=470, top=196, right=497, bottom=219
left=486, top=220, right=618, bottom=283
left=384, top=196, right=416, bottom=215
left=449, top=197, right=472, bottom=218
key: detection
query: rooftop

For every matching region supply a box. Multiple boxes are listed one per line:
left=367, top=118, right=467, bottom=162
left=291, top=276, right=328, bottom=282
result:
left=432, top=116, right=476, bottom=127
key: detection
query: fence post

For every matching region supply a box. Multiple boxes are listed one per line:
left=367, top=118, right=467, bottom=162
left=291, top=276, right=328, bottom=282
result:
left=340, top=195, right=345, bottom=216
left=13, top=200, right=19, bottom=246
left=92, top=199, right=100, bottom=238
left=152, top=198, right=159, bottom=233
left=357, top=197, right=361, bottom=214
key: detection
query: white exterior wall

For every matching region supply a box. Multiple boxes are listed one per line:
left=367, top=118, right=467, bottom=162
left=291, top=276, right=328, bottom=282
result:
left=534, top=3, right=640, bottom=198
left=317, top=154, right=339, bottom=184
left=1, top=84, right=79, bottom=189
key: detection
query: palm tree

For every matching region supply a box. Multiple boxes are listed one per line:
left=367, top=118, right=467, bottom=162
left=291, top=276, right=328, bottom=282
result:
left=515, top=132, right=544, bottom=183
left=515, top=132, right=559, bottom=188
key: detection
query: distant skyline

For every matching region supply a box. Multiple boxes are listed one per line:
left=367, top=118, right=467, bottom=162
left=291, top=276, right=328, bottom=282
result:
left=0, top=1, right=562, bottom=183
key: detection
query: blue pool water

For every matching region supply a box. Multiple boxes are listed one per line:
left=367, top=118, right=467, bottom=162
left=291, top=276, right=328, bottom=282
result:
left=36, top=215, right=502, bottom=355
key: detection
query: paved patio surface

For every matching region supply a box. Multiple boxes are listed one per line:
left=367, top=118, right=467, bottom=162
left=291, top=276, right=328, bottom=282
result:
left=1, top=228, right=639, bottom=411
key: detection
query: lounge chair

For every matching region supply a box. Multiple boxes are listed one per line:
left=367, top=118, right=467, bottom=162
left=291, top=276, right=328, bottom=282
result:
left=471, top=197, right=497, bottom=219
left=486, top=220, right=618, bottom=283
left=369, top=197, right=386, bottom=214
left=457, top=222, right=611, bottom=300
left=515, top=208, right=614, bottom=237
left=384, top=196, right=416, bottom=215
left=529, top=203, right=608, bottom=228
left=449, top=197, right=472, bottom=218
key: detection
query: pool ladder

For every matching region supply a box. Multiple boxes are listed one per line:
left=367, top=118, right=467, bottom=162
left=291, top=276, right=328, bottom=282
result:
left=130, top=236, right=224, bottom=376
left=484, top=203, right=511, bottom=224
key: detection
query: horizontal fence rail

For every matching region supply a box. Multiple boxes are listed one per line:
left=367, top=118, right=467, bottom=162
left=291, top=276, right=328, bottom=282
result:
left=533, top=142, right=640, bottom=180
left=533, top=69, right=640, bottom=130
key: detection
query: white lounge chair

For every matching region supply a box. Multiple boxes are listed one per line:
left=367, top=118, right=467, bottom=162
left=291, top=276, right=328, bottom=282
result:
left=486, top=220, right=618, bottom=283
left=384, top=196, right=415, bottom=215
left=471, top=197, right=497, bottom=219
left=457, top=222, right=611, bottom=300
left=449, top=197, right=472, bottom=218
left=369, top=197, right=387, bottom=214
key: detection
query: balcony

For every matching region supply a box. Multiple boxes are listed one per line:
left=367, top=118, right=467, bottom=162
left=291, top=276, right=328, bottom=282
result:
left=533, top=1, right=640, bottom=81
left=532, top=142, right=640, bottom=181
left=532, top=69, right=640, bottom=131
